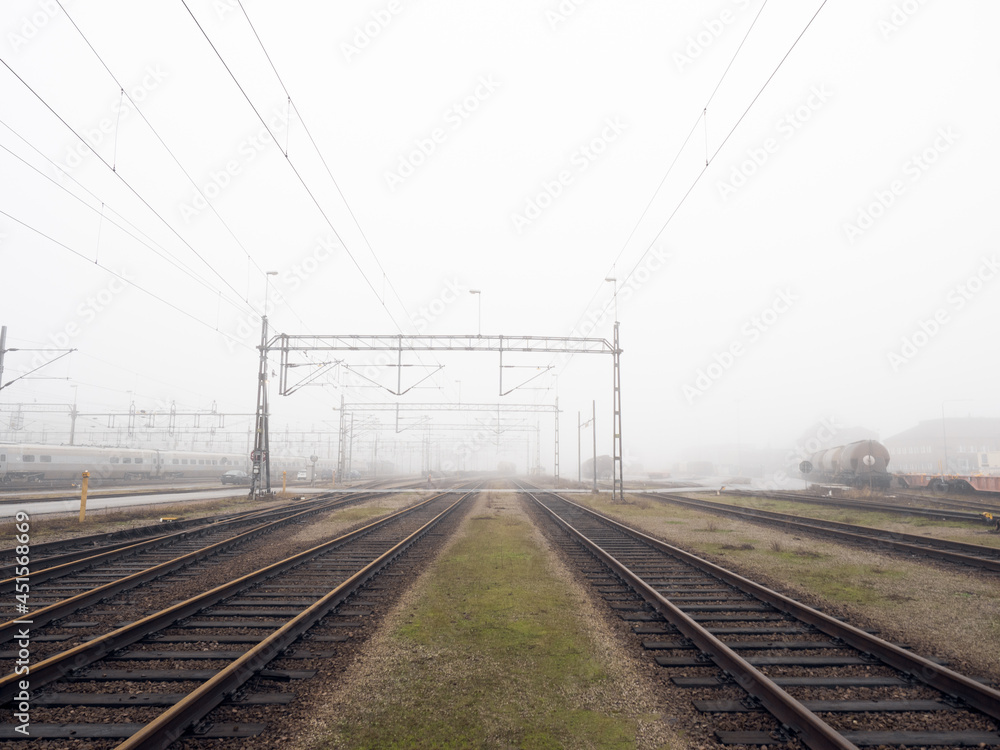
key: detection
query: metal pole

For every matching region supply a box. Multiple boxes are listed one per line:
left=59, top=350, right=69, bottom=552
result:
left=0, top=326, right=6, bottom=393
left=348, top=414, right=354, bottom=477
left=577, top=410, right=581, bottom=483
left=69, top=386, right=78, bottom=446
left=941, top=403, right=948, bottom=476
left=612, top=321, right=624, bottom=502
left=249, top=316, right=272, bottom=498
left=592, top=399, right=597, bottom=493
left=554, top=396, right=559, bottom=481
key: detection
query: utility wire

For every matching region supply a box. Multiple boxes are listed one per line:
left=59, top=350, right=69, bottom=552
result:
left=53, top=1, right=308, bottom=323
left=0, top=131, right=252, bottom=317
left=0, top=208, right=255, bottom=352
left=0, top=55, right=257, bottom=317
left=558, top=0, right=827, bottom=379
left=621, top=0, right=830, bottom=292
left=559, top=0, right=773, bottom=355
left=235, top=1, right=424, bottom=339
left=231, top=1, right=450, bottom=392
left=179, top=0, right=407, bottom=337
left=10, top=6, right=342, bottom=419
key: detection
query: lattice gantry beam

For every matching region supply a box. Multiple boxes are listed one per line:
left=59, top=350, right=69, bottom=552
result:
left=267, top=334, right=614, bottom=354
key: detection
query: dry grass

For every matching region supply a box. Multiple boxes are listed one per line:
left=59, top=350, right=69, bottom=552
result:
left=0, top=494, right=262, bottom=546
left=689, top=491, right=1000, bottom=550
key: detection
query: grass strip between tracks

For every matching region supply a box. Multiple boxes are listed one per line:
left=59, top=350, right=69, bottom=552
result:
left=314, top=499, right=654, bottom=749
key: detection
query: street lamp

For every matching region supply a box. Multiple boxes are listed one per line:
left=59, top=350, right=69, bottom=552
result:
left=604, top=277, right=618, bottom=323
left=469, top=289, right=481, bottom=336
left=941, top=399, right=975, bottom=476
left=578, top=401, right=597, bottom=491
left=264, top=270, right=279, bottom=319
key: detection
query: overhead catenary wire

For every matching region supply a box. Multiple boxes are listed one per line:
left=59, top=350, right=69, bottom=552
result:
left=0, top=55, right=258, bottom=319
left=179, top=0, right=407, bottom=338
left=181, top=0, right=452, bottom=414
left=558, top=0, right=774, bottom=358
left=0, top=208, right=255, bottom=353
left=231, top=0, right=451, bottom=395
left=557, top=0, right=828, bottom=379
left=0, top=133, right=254, bottom=320
left=11, top=4, right=352, bottom=421
left=51, top=1, right=310, bottom=324
left=234, top=2, right=430, bottom=341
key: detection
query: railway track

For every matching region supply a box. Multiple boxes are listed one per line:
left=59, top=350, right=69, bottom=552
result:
left=523, top=486, right=1000, bottom=749
left=0, top=491, right=387, bottom=655
left=644, top=492, right=1000, bottom=573
left=721, top=489, right=997, bottom=525
left=890, top=490, right=1000, bottom=515
left=0, top=487, right=473, bottom=746
left=0, top=496, right=317, bottom=579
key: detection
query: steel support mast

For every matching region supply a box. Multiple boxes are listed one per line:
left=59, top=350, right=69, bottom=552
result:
left=249, top=317, right=272, bottom=498
left=612, top=322, right=624, bottom=502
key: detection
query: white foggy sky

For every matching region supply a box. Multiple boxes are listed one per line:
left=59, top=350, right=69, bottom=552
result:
left=1, top=0, right=998, bottom=468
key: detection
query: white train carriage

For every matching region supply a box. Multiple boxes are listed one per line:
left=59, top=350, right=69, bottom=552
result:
left=0, top=444, right=158, bottom=481
left=160, top=450, right=247, bottom=479
left=0, top=444, right=250, bottom=483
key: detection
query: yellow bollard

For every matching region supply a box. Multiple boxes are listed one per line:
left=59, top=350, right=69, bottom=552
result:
left=282, top=471, right=287, bottom=495
left=79, top=470, right=90, bottom=523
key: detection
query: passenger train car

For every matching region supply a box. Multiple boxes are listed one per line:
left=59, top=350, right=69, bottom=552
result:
left=800, top=440, right=892, bottom=488
left=0, top=444, right=331, bottom=483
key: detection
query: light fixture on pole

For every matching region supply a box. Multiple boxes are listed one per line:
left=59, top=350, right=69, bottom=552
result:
left=604, top=277, right=618, bottom=323
left=264, top=270, right=279, bottom=319
left=469, top=289, right=481, bottom=336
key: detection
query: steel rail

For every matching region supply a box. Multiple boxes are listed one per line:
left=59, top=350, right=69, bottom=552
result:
left=116, top=489, right=472, bottom=749
left=0, top=494, right=320, bottom=590
left=523, top=486, right=858, bottom=750
left=0, top=499, right=311, bottom=575
left=0, top=492, right=378, bottom=643
left=0, top=489, right=458, bottom=704
left=531, top=488, right=1000, bottom=725
left=647, top=492, right=1000, bottom=572
left=725, top=489, right=993, bottom=523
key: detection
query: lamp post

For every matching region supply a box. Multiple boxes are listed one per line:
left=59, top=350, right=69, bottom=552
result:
left=469, top=289, right=481, bottom=336
left=577, top=403, right=597, bottom=491
left=941, top=399, right=975, bottom=476
left=264, top=270, right=279, bottom=319
left=604, top=277, right=618, bottom=323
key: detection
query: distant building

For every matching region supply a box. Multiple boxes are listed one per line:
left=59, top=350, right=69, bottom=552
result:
left=883, top=418, right=1000, bottom=474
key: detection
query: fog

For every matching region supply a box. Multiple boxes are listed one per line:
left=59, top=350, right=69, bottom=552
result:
left=1, top=0, right=998, bottom=476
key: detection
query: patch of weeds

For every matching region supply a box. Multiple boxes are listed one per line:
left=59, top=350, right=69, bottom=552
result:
left=791, top=548, right=822, bottom=559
